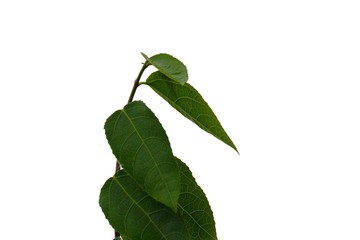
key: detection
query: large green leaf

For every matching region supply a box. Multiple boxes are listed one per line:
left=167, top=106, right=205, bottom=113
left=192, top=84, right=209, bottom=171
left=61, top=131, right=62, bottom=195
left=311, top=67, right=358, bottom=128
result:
left=104, top=100, right=180, bottom=212
left=141, top=52, right=188, bottom=85
left=99, top=170, right=189, bottom=240
left=176, top=158, right=217, bottom=240
left=99, top=158, right=217, bottom=240
left=145, top=71, right=238, bottom=152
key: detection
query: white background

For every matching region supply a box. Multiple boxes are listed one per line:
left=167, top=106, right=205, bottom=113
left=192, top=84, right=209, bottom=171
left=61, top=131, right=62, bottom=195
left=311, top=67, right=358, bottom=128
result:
left=1, top=1, right=359, bottom=239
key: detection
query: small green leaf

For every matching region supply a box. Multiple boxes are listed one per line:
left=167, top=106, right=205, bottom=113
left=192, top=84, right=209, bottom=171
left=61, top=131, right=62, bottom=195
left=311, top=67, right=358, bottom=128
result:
left=99, top=170, right=189, bottom=240
left=141, top=52, right=188, bottom=85
left=145, top=71, right=238, bottom=153
left=104, top=101, right=180, bottom=211
left=176, top=158, right=217, bottom=240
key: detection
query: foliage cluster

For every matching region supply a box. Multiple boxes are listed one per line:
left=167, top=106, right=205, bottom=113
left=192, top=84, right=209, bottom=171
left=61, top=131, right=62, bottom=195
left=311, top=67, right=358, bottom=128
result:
left=99, top=53, right=237, bottom=239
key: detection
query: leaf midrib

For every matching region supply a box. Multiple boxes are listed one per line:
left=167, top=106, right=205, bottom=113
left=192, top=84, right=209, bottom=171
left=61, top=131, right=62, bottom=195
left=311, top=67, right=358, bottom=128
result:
left=146, top=78, right=238, bottom=152
left=122, top=108, right=177, bottom=210
left=146, top=80, right=220, bottom=138
left=111, top=176, right=167, bottom=239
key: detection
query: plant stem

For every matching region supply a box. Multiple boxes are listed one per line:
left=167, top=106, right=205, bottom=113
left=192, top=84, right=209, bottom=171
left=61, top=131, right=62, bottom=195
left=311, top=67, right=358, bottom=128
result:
left=127, top=61, right=150, bottom=103
left=115, top=61, right=149, bottom=172
left=114, top=61, right=149, bottom=239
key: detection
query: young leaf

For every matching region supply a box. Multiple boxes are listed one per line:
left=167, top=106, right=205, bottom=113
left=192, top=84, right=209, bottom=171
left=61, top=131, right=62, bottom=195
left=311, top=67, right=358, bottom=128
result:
left=104, top=100, right=180, bottom=212
left=176, top=158, right=217, bottom=240
left=145, top=71, right=238, bottom=153
left=141, top=52, right=188, bottom=85
left=99, top=170, right=189, bottom=240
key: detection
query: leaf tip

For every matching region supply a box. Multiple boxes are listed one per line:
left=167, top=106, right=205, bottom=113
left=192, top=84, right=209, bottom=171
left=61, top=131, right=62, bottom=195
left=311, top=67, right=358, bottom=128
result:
left=229, top=142, right=240, bottom=155
left=232, top=144, right=239, bottom=154
left=140, top=52, right=148, bottom=59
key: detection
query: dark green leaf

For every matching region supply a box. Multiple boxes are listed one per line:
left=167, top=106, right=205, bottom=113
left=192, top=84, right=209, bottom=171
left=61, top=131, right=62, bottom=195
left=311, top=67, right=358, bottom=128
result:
left=104, top=100, right=180, bottom=212
left=145, top=71, right=238, bottom=152
left=176, top=158, right=217, bottom=240
left=141, top=52, right=188, bottom=85
left=99, top=170, right=189, bottom=240
left=99, top=158, right=218, bottom=240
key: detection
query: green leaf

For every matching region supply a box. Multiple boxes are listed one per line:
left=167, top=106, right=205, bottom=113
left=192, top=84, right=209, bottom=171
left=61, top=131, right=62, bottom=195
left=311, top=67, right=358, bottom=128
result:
left=99, top=158, right=217, bottom=240
left=99, top=170, right=189, bottom=240
left=145, top=71, right=238, bottom=153
left=141, top=52, right=188, bottom=85
left=176, top=158, right=217, bottom=240
left=104, top=100, right=180, bottom=212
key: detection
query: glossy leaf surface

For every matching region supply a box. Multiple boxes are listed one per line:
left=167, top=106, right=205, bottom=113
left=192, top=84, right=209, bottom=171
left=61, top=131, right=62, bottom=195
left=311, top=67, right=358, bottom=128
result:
left=99, top=170, right=189, bottom=240
left=104, top=101, right=180, bottom=211
left=145, top=71, right=238, bottom=152
left=141, top=52, right=188, bottom=85
left=176, top=158, right=217, bottom=239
